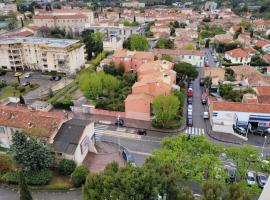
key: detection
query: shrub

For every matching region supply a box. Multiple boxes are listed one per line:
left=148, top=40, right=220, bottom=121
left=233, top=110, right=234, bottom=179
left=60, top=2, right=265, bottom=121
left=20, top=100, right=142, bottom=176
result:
left=71, top=165, right=89, bottom=187
left=0, top=154, right=13, bottom=173
left=18, top=86, right=25, bottom=93
left=25, top=169, right=53, bottom=185
left=58, top=159, right=76, bottom=176
left=1, top=169, right=53, bottom=185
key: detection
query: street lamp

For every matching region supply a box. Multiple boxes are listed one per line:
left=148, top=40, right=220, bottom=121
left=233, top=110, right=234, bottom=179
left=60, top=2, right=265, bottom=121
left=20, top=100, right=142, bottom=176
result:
left=261, top=136, right=267, bottom=159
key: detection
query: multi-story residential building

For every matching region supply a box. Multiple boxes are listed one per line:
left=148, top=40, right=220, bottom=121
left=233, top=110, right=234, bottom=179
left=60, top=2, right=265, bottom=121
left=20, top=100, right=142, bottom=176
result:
left=204, top=1, right=217, bottom=11
left=121, top=1, right=145, bottom=8
left=224, top=48, right=251, bottom=64
left=0, top=37, right=85, bottom=75
left=33, top=8, right=94, bottom=34
left=112, top=49, right=155, bottom=72
left=125, top=60, right=178, bottom=121
left=0, top=3, right=17, bottom=16
left=153, top=49, right=205, bottom=67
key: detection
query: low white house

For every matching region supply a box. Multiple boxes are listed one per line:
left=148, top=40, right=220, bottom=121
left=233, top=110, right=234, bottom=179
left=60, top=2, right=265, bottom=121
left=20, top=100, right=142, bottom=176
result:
left=224, top=48, right=251, bottom=64
left=53, top=118, right=97, bottom=164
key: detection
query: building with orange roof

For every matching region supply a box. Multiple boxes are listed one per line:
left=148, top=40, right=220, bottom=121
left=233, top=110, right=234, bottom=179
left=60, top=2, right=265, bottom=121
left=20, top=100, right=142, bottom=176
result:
left=255, top=40, right=270, bottom=48
left=112, top=49, right=155, bottom=72
left=224, top=48, right=251, bottom=64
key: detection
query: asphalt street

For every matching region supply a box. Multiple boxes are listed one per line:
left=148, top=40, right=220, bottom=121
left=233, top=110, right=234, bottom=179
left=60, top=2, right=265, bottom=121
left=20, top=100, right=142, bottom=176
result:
left=204, top=48, right=217, bottom=67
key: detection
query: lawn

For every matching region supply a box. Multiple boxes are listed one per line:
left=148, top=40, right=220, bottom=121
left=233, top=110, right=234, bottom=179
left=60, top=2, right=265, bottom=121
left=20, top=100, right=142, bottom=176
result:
left=0, top=83, right=39, bottom=100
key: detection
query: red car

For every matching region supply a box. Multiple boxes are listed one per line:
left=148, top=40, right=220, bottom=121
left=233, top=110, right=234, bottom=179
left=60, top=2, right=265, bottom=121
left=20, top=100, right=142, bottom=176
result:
left=187, top=89, right=193, bottom=97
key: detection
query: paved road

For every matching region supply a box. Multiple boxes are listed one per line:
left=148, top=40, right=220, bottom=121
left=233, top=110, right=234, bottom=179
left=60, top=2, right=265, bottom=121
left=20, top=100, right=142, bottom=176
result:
left=0, top=186, right=82, bottom=200
left=0, top=72, right=55, bottom=102
left=204, top=48, right=216, bottom=67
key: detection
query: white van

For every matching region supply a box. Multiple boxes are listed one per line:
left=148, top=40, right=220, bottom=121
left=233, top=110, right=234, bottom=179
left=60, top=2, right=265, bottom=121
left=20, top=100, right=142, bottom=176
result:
left=203, top=112, right=209, bottom=119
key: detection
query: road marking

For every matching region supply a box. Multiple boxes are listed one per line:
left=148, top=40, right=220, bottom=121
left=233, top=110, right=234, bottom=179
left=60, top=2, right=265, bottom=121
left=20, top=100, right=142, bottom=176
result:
left=185, top=127, right=205, bottom=137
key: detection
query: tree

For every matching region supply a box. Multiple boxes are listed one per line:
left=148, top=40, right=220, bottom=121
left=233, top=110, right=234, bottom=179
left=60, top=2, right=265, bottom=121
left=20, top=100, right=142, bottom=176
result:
left=71, top=165, right=89, bottom=187
left=250, top=54, right=268, bottom=66
left=224, top=183, right=251, bottom=200
left=161, top=54, right=173, bottom=62
left=219, top=84, right=233, bottom=97
left=82, top=30, right=104, bottom=60
left=10, top=131, right=54, bottom=172
left=173, top=62, right=198, bottom=83
left=19, top=171, right=33, bottom=200
left=19, top=95, right=25, bottom=104
left=152, top=95, right=180, bottom=128
left=202, top=180, right=224, bottom=200
left=155, top=37, right=174, bottom=49
left=128, top=34, right=149, bottom=51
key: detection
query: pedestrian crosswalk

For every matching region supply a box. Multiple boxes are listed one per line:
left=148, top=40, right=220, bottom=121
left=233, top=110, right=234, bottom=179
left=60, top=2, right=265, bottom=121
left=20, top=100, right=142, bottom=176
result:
left=185, top=127, right=205, bottom=137
left=94, top=124, right=109, bottom=140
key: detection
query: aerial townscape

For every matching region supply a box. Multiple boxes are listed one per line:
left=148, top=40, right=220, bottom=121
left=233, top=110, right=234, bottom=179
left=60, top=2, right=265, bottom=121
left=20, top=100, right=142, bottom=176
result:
left=1, top=0, right=270, bottom=199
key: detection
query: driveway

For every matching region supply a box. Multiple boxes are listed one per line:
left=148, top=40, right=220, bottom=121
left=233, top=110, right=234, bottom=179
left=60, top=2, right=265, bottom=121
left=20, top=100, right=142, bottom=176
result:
left=0, top=72, right=55, bottom=103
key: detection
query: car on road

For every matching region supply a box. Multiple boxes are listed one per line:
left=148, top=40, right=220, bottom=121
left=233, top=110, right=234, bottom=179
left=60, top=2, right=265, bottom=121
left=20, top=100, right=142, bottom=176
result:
left=50, top=75, right=62, bottom=81
left=201, top=93, right=207, bottom=104
left=187, top=117, right=193, bottom=127
left=257, top=173, right=268, bottom=188
left=14, top=72, right=22, bottom=77
left=137, top=128, right=147, bottom=135
left=21, top=82, right=30, bottom=87
left=246, top=171, right=256, bottom=186
left=188, top=104, right=193, bottom=112
left=188, top=82, right=193, bottom=88
left=115, top=118, right=124, bottom=126
left=122, top=149, right=136, bottom=166
left=203, top=112, right=209, bottom=119
left=187, top=88, right=193, bottom=97
left=225, top=166, right=236, bottom=183
left=0, top=70, right=7, bottom=76
left=187, top=97, right=193, bottom=105
left=199, top=78, right=204, bottom=86
left=24, top=72, right=32, bottom=78
left=188, top=110, right=192, bottom=117
left=233, top=125, right=247, bottom=136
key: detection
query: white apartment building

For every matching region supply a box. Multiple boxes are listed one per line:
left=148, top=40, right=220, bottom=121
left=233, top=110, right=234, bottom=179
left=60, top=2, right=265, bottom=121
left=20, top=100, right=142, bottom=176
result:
left=0, top=3, right=17, bottom=16
left=33, top=9, right=94, bottom=34
left=0, top=37, right=85, bottom=75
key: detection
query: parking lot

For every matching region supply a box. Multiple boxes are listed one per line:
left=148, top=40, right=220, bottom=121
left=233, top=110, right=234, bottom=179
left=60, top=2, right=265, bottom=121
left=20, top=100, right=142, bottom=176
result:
left=0, top=71, right=60, bottom=103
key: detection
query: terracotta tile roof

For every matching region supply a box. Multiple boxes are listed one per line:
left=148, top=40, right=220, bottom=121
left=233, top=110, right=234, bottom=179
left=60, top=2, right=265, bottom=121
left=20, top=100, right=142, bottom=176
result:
left=258, top=96, right=270, bottom=104
left=133, top=52, right=155, bottom=60
left=244, top=47, right=257, bottom=54
left=212, top=101, right=270, bottom=113
left=263, top=54, right=270, bottom=63
left=0, top=105, right=66, bottom=138
left=230, top=65, right=257, bottom=77
left=153, top=48, right=205, bottom=57
left=33, top=14, right=87, bottom=20
left=256, top=86, right=270, bottom=96
left=113, top=49, right=127, bottom=58
left=225, top=48, right=251, bottom=58
left=0, top=31, right=34, bottom=38
left=125, top=93, right=153, bottom=102
left=255, top=40, right=270, bottom=48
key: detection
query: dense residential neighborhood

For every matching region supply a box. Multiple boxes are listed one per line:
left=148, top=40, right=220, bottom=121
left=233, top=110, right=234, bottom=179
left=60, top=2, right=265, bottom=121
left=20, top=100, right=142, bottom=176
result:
left=0, top=0, right=270, bottom=200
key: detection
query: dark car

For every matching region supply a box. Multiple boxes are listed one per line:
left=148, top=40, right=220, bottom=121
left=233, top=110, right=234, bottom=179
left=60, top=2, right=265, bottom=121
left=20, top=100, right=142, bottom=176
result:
left=225, top=167, right=236, bottom=183
left=187, top=118, right=193, bottom=127
left=188, top=82, right=193, bottom=89
left=187, top=97, right=193, bottom=104
left=257, top=173, right=268, bottom=188
left=50, top=75, right=62, bottom=81
left=115, top=118, right=124, bottom=126
left=137, top=128, right=147, bottom=135
left=0, top=71, right=7, bottom=76
left=233, top=124, right=247, bottom=136
left=122, top=149, right=136, bottom=166
left=200, top=78, right=205, bottom=86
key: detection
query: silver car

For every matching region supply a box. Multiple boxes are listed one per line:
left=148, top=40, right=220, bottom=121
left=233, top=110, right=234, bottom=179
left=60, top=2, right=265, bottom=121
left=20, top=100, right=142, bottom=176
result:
left=246, top=171, right=256, bottom=186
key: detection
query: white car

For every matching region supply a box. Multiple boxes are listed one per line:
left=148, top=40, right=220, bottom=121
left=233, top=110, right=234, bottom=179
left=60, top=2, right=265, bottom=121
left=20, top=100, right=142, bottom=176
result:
left=246, top=171, right=256, bottom=186
left=203, top=112, right=209, bottom=119
left=188, top=110, right=192, bottom=116
left=188, top=104, right=193, bottom=112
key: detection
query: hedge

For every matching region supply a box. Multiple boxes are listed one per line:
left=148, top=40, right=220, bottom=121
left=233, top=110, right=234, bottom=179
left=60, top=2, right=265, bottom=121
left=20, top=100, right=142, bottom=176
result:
left=71, top=165, right=89, bottom=187
left=58, top=159, right=76, bottom=176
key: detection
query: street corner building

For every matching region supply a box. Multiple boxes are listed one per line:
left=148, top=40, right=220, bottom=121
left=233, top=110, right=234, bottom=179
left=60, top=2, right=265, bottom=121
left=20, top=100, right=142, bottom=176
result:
left=0, top=37, right=86, bottom=75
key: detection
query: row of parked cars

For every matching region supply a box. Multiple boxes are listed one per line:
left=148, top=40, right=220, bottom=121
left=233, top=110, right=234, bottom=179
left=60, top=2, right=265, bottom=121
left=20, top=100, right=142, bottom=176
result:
left=187, top=81, right=193, bottom=127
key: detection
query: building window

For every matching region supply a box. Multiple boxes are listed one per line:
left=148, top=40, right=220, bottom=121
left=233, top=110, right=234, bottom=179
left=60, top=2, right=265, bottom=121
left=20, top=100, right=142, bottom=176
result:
left=189, top=56, right=191, bottom=59
left=0, top=126, right=5, bottom=133
left=43, top=64, right=48, bottom=68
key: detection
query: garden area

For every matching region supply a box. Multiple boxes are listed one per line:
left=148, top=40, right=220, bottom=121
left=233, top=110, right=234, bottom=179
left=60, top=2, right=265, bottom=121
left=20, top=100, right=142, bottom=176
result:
left=79, top=63, right=136, bottom=112
left=219, top=84, right=256, bottom=102
left=0, top=82, right=39, bottom=100
left=0, top=131, right=90, bottom=192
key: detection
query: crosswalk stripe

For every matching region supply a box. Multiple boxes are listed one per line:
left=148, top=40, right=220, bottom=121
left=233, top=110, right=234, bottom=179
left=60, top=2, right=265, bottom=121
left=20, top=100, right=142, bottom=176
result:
left=185, top=127, right=205, bottom=137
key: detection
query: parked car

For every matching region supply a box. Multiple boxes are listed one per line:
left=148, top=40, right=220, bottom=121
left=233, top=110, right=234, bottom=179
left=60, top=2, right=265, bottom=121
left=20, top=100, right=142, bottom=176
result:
left=22, top=81, right=30, bottom=87
left=225, top=166, right=236, bottom=183
left=188, top=104, right=193, bottom=112
left=0, top=70, right=7, bottom=76
left=188, top=110, right=192, bottom=116
left=115, top=118, right=124, bottom=126
left=233, top=124, right=247, bottom=136
left=199, top=78, right=204, bottom=86
left=203, top=112, right=209, bottom=119
left=187, top=88, right=193, bottom=97
left=187, top=117, right=193, bottom=127
left=122, top=149, right=136, bottom=166
left=187, top=97, right=193, bottom=105
left=246, top=171, right=256, bottom=186
left=257, top=173, right=268, bottom=188
left=137, top=128, right=147, bottom=135
left=24, top=72, right=32, bottom=78
left=50, top=75, right=62, bottom=81
left=201, top=93, right=207, bottom=104
left=14, top=72, right=22, bottom=77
